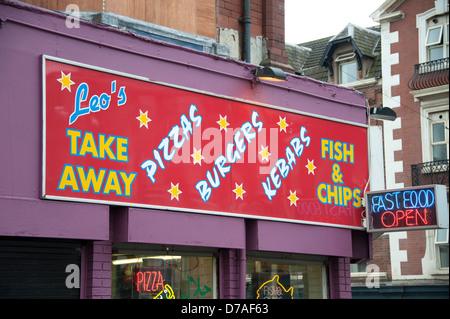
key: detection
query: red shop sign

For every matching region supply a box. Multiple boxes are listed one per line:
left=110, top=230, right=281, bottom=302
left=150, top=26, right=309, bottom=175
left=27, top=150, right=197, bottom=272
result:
left=42, top=56, right=369, bottom=229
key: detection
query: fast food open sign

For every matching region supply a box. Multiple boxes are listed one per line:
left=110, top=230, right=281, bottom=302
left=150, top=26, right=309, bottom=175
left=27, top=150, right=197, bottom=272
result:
left=365, top=185, right=448, bottom=232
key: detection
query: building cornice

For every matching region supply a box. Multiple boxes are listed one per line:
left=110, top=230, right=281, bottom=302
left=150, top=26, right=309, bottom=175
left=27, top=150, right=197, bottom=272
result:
left=370, top=0, right=405, bottom=23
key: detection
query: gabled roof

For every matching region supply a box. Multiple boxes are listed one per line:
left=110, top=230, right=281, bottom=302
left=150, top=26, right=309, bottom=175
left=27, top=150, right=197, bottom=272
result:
left=320, top=23, right=381, bottom=69
left=290, top=36, right=333, bottom=80
left=285, top=43, right=312, bottom=74
left=286, top=23, right=381, bottom=82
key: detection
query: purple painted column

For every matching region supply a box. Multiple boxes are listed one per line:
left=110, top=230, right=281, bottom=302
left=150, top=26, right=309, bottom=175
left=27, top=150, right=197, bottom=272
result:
left=219, top=249, right=242, bottom=299
left=83, top=241, right=112, bottom=299
left=328, top=257, right=352, bottom=299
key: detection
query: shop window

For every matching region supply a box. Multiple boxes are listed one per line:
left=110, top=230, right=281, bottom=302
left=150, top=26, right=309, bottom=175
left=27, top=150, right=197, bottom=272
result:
left=246, top=259, right=326, bottom=299
left=112, top=246, right=216, bottom=299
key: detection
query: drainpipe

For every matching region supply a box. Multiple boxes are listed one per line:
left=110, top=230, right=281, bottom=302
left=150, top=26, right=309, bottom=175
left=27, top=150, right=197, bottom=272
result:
left=241, top=0, right=251, bottom=63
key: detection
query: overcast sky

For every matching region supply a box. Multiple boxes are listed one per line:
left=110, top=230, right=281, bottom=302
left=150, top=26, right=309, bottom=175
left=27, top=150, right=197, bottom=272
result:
left=285, top=0, right=386, bottom=44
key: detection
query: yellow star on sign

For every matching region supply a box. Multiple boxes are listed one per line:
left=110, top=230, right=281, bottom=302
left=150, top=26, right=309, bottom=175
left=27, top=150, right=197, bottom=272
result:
left=259, top=145, right=271, bottom=162
left=136, top=109, right=152, bottom=128
left=305, top=159, right=317, bottom=175
left=277, top=116, right=289, bottom=132
left=191, top=148, right=204, bottom=166
left=217, top=114, right=230, bottom=132
left=57, top=71, right=75, bottom=92
left=168, top=183, right=182, bottom=201
left=287, top=190, right=299, bottom=206
left=233, top=183, right=246, bottom=200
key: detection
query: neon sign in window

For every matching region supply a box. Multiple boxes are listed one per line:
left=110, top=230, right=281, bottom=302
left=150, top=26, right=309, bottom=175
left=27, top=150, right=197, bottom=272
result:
left=246, top=260, right=326, bottom=299
left=111, top=255, right=214, bottom=299
left=256, top=275, right=293, bottom=299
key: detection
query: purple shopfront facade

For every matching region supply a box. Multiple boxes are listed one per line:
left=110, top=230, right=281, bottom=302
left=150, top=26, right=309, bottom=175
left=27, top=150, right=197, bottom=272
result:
left=0, top=1, right=371, bottom=299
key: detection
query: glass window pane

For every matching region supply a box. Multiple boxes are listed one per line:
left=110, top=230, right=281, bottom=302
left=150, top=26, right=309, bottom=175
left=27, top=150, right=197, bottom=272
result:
left=432, top=144, right=447, bottom=161
left=446, top=24, right=449, bottom=43
left=246, top=260, right=325, bottom=299
left=112, top=255, right=215, bottom=299
left=340, top=61, right=357, bottom=84
left=432, top=122, right=445, bottom=142
left=436, top=229, right=448, bottom=243
left=429, top=46, right=444, bottom=60
left=426, top=26, right=443, bottom=45
left=439, top=245, right=449, bottom=268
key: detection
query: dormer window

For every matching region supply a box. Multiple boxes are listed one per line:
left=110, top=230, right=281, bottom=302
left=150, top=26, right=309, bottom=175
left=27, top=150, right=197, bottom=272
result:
left=316, top=23, right=380, bottom=88
left=336, top=53, right=357, bottom=84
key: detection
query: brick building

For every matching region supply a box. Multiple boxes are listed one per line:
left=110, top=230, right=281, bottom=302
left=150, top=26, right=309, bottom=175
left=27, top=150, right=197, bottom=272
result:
left=17, top=0, right=293, bottom=72
left=287, top=0, right=448, bottom=298
left=1, top=0, right=371, bottom=301
left=291, top=22, right=383, bottom=111
left=352, top=0, right=448, bottom=298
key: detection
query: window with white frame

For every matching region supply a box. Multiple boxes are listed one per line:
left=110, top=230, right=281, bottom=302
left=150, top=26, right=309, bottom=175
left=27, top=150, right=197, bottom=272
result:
left=417, top=2, right=449, bottom=64
left=436, top=228, right=449, bottom=268
left=429, top=110, right=449, bottom=161
left=425, top=17, right=449, bottom=61
left=336, top=53, right=358, bottom=84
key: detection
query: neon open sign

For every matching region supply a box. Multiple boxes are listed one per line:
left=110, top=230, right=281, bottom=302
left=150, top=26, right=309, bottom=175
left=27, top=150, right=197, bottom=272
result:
left=366, top=185, right=448, bottom=232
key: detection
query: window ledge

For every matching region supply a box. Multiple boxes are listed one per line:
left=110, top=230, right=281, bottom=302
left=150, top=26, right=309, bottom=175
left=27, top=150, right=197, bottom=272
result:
left=410, top=84, right=449, bottom=102
left=340, top=77, right=379, bottom=89
left=350, top=272, right=388, bottom=279
left=430, top=269, right=449, bottom=276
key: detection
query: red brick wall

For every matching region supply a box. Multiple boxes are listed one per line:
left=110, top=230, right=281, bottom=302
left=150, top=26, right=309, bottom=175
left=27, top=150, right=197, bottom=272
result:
left=25, top=0, right=291, bottom=69
left=400, top=231, right=427, bottom=275
left=217, top=0, right=290, bottom=70
left=21, top=0, right=217, bottom=39
left=382, top=0, right=436, bottom=278
left=262, top=0, right=289, bottom=68
left=363, top=231, right=426, bottom=279
left=389, top=0, right=435, bottom=187
left=371, top=234, right=392, bottom=279
left=217, top=0, right=243, bottom=33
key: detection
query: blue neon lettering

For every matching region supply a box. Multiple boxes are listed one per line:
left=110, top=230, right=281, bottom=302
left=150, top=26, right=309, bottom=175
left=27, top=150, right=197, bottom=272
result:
left=371, top=189, right=435, bottom=213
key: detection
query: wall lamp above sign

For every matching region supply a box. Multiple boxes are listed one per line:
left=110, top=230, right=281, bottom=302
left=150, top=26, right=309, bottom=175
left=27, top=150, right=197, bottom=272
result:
left=369, top=107, right=397, bottom=121
left=254, top=66, right=287, bottom=82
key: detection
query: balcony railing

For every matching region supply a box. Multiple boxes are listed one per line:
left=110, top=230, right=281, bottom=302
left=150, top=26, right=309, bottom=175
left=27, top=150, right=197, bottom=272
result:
left=408, top=58, right=449, bottom=90
left=411, top=160, right=449, bottom=187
